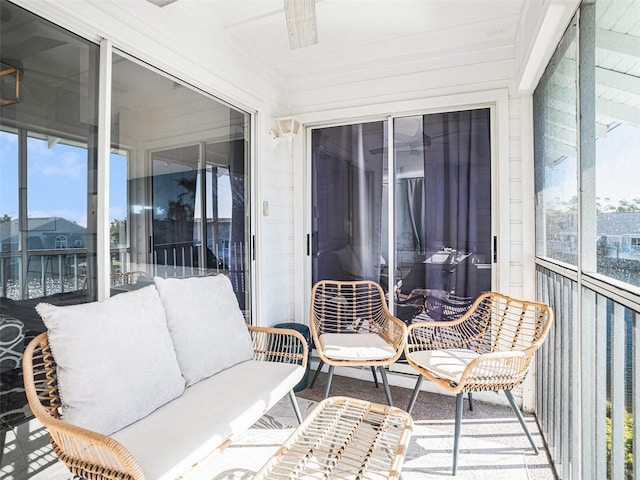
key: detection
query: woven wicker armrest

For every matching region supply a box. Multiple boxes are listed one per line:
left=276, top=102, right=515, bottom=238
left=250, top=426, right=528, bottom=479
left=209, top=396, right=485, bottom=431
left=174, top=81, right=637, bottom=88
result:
left=406, top=319, right=488, bottom=352
left=378, top=310, right=407, bottom=359
left=456, top=350, right=535, bottom=393
left=23, top=333, right=145, bottom=480
left=248, top=325, right=308, bottom=369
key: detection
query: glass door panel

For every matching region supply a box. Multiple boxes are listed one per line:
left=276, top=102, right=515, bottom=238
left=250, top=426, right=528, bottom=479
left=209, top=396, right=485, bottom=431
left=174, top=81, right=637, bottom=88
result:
left=394, top=110, right=492, bottom=322
left=110, top=53, right=251, bottom=316
left=0, top=3, right=99, bottom=471
left=311, top=121, right=387, bottom=286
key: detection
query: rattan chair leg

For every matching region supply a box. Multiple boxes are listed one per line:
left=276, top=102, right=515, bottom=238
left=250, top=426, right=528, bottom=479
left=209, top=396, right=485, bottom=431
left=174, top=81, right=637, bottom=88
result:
left=378, top=366, right=393, bottom=406
left=370, top=366, right=380, bottom=388
left=468, top=393, right=474, bottom=411
left=288, top=390, right=303, bottom=424
left=323, top=365, right=335, bottom=399
left=504, top=390, right=539, bottom=454
left=310, top=359, right=325, bottom=389
left=453, top=393, right=464, bottom=475
left=406, top=375, right=424, bottom=414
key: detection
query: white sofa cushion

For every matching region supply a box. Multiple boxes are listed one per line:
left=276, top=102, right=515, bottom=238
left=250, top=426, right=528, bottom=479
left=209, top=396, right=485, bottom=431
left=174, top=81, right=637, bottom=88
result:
left=154, top=275, right=255, bottom=386
left=319, top=333, right=397, bottom=361
left=112, top=359, right=304, bottom=480
left=36, top=286, right=185, bottom=435
left=409, top=348, right=480, bottom=383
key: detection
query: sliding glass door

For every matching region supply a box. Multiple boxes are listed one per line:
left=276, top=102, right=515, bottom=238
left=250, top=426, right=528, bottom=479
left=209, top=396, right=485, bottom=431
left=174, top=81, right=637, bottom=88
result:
left=311, top=108, right=492, bottom=323
left=110, top=53, right=251, bottom=313
left=311, top=122, right=386, bottom=286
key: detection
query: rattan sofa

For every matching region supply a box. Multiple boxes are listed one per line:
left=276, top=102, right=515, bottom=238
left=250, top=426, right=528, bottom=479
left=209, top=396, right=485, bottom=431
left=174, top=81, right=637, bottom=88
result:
left=23, top=275, right=307, bottom=480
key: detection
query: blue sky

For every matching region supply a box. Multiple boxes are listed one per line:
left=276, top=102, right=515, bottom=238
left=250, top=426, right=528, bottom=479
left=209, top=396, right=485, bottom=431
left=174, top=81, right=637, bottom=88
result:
left=0, top=130, right=127, bottom=227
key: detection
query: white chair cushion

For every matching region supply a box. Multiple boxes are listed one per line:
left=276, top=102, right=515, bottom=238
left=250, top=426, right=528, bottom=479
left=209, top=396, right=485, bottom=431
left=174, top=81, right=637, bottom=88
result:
left=409, top=348, right=480, bottom=383
left=154, top=275, right=255, bottom=387
left=112, top=360, right=304, bottom=480
left=36, top=286, right=185, bottom=435
left=319, top=333, right=396, bottom=361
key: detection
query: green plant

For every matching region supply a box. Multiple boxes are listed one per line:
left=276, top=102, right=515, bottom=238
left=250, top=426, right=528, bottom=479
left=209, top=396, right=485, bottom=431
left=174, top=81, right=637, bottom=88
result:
left=605, top=402, right=633, bottom=479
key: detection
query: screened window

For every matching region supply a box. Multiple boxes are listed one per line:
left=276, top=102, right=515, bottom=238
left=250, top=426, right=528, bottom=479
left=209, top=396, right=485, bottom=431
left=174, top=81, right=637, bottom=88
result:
left=534, top=2, right=640, bottom=479
left=534, top=18, right=578, bottom=266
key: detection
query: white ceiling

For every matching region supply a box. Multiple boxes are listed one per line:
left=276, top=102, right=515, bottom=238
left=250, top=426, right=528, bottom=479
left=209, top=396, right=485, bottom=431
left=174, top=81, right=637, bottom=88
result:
left=168, top=0, right=530, bottom=91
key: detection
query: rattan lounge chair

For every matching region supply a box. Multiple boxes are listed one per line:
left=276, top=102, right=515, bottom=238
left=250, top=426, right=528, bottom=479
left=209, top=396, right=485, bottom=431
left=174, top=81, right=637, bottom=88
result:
left=404, top=291, right=553, bottom=474
left=309, top=280, right=407, bottom=406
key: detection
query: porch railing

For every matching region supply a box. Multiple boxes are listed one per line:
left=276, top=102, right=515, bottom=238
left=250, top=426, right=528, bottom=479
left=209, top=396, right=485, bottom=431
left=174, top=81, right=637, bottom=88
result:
left=536, top=262, right=638, bottom=480
left=0, top=248, right=89, bottom=299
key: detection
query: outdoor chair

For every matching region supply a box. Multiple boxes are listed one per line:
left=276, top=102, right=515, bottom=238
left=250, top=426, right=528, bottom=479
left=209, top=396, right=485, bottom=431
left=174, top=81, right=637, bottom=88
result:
left=404, top=291, right=553, bottom=475
left=309, top=280, right=407, bottom=406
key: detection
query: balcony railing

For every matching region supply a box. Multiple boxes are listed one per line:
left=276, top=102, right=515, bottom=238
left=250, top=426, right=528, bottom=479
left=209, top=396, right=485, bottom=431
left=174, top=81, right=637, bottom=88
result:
left=1, top=241, right=248, bottom=301
left=0, top=248, right=88, bottom=299
left=536, top=262, right=638, bottom=480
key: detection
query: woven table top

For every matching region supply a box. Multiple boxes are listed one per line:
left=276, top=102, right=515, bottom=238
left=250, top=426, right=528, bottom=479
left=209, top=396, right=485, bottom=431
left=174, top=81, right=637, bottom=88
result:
left=253, top=396, right=413, bottom=480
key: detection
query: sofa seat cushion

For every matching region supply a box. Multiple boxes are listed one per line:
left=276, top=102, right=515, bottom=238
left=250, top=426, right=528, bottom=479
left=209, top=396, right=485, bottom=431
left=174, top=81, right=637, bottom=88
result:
left=319, top=333, right=397, bottom=361
left=35, top=286, right=185, bottom=435
left=154, top=275, right=255, bottom=386
left=408, top=348, right=480, bottom=384
left=112, top=359, right=304, bottom=480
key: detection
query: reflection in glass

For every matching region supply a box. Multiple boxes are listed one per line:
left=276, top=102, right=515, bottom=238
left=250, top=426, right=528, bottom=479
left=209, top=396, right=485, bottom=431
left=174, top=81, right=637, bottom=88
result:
left=0, top=128, right=19, bottom=299
left=0, top=2, right=99, bottom=471
left=0, top=2, right=98, bottom=304
left=393, top=110, right=492, bottom=322
left=311, top=122, right=386, bottom=287
left=594, top=30, right=640, bottom=289
left=110, top=54, right=251, bottom=312
left=534, top=21, right=578, bottom=265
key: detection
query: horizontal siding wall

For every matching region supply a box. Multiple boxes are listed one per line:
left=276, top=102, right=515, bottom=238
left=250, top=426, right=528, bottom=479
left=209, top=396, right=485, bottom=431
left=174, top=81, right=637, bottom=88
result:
left=260, top=137, right=296, bottom=327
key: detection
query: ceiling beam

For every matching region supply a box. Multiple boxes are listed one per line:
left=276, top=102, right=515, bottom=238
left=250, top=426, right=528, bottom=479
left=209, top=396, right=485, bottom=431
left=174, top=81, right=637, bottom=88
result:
left=597, top=97, right=640, bottom=127
left=543, top=135, right=577, bottom=160
left=596, top=67, right=640, bottom=96
left=596, top=122, right=609, bottom=139
left=596, top=29, right=640, bottom=59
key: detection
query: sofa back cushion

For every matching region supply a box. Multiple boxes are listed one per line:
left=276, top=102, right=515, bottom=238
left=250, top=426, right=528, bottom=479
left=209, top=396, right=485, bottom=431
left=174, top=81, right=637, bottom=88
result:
left=36, top=285, right=185, bottom=435
left=154, top=275, right=255, bottom=386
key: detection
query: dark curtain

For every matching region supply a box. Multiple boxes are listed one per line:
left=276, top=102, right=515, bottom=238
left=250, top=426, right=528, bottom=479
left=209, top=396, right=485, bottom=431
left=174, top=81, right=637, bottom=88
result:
left=312, top=122, right=385, bottom=284
left=405, top=178, right=426, bottom=254
left=399, top=109, right=492, bottom=301
left=423, top=109, right=491, bottom=256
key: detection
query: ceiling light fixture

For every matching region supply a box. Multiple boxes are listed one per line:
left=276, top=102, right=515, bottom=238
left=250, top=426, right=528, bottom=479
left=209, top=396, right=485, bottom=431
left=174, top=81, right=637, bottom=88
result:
left=0, top=62, right=21, bottom=106
left=283, top=0, right=318, bottom=50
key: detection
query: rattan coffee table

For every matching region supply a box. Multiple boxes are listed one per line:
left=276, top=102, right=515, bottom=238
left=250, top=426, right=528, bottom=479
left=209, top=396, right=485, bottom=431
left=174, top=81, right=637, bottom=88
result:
left=253, top=396, right=413, bottom=480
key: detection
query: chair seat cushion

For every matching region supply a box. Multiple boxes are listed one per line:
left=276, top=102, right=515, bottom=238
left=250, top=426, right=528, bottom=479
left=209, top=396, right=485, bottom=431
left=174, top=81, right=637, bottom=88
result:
left=319, top=333, right=396, bottom=361
left=112, top=359, right=304, bottom=480
left=409, top=348, right=480, bottom=383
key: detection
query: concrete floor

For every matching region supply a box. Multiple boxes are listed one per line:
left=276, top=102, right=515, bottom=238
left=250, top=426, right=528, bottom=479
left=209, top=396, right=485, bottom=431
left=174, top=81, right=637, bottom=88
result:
left=2, top=367, right=557, bottom=480
left=298, top=369, right=557, bottom=480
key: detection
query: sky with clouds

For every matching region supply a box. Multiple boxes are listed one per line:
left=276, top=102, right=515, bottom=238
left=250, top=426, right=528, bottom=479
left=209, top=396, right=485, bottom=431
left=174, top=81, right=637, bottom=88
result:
left=0, top=131, right=126, bottom=228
